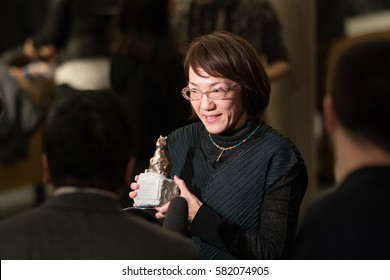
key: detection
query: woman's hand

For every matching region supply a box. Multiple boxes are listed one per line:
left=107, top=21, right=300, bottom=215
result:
left=155, top=201, right=170, bottom=220
left=129, top=175, right=139, bottom=207
left=130, top=174, right=202, bottom=222
left=155, top=175, right=203, bottom=221
left=173, top=175, right=203, bottom=222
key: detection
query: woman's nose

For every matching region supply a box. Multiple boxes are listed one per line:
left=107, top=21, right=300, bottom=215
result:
left=199, top=93, right=215, bottom=110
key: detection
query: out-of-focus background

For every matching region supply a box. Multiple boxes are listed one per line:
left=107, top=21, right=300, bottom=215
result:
left=1, top=0, right=390, bottom=220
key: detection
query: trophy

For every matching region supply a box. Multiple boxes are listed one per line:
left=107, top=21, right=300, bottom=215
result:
left=134, top=136, right=180, bottom=208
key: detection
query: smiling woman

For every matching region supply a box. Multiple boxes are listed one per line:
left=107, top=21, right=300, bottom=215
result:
left=130, top=31, right=308, bottom=260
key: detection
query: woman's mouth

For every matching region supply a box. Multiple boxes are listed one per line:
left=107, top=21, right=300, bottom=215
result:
left=203, top=114, right=221, bottom=123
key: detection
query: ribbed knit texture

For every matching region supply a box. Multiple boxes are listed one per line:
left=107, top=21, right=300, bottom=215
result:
left=168, top=121, right=306, bottom=259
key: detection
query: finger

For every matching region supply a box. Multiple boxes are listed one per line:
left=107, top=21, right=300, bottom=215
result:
left=134, top=175, right=139, bottom=182
left=173, top=175, right=187, bottom=195
left=173, top=175, right=183, bottom=184
left=155, top=212, right=166, bottom=220
left=130, top=182, right=139, bottom=191
left=129, top=191, right=137, bottom=199
left=155, top=201, right=170, bottom=214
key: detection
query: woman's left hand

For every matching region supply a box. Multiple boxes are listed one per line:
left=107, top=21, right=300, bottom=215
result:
left=173, top=175, right=203, bottom=222
left=155, top=175, right=202, bottom=221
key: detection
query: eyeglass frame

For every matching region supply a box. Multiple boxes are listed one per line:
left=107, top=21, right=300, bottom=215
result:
left=181, top=83, right=240, bottom=101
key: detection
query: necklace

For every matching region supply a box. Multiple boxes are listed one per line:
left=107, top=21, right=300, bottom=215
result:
left=208, top=124, right=261, bottom=162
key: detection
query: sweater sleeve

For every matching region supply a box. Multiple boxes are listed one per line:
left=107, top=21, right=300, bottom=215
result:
left=189, top=162, right=307, bottom=259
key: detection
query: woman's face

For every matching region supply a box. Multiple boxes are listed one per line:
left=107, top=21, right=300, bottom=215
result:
left=188, top=67, right=248, bottom=134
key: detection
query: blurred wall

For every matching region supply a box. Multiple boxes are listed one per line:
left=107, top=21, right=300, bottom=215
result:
left=268, top=0, right=317, bottom=214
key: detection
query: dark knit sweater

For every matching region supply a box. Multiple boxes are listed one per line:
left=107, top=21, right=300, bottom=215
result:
left=168, top=120, right=307, bottom=259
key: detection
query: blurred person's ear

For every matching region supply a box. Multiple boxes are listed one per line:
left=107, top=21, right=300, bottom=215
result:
left=41, top=154, right=52, bottom=185
left=323, top=94, right=338, bottom=139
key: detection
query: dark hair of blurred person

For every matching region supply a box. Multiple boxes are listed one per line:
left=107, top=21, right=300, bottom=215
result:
left=42, top=91, right=134, bottom=191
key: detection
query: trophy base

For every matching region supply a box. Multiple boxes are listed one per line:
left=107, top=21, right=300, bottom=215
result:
left=134, top=172, right=180, bottom=208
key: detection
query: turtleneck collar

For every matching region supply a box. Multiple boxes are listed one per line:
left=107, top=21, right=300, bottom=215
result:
left=201, top=119, right=263, bottom=166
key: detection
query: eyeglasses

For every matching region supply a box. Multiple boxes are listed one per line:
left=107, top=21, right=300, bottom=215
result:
left=181, top=84, right=240, bottom=101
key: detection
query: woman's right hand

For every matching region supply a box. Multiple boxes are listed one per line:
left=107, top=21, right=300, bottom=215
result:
left=129, top=175, right=140, bottom=206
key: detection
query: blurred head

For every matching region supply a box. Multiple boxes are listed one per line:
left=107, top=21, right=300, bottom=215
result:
left=111, top=0, right=173, bottom=55
left=325, top=36, right=390, bottom=153
left=42, top=91, right=134, bottom=192
left=182, top=31, right=270, bottom=133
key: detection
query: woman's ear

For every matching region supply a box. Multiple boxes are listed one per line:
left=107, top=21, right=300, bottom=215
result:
left=41, top=154, right=52, bottom=184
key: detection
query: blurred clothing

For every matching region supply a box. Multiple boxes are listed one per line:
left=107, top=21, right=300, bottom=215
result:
left=0, top=0, right=47, bottom=55
left=32, top=0, right=117, bottom=90
left=296, top=167, right=390, bottom=259
left=110, top=46, right=190, bottom=177
left=33, top=0, right=117, bottom=62
left=0, top=191, right=199, bottom=259
left=0, top=62, right=42, bottom=163
left=55, top=58, right=110, bottom=90
left=172, top=0, right=289, bottom=64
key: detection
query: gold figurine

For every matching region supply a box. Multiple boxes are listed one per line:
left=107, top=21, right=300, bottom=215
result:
left=135, top=135, right=179, bottom=207
left=147, top=136, right=170, bottom=176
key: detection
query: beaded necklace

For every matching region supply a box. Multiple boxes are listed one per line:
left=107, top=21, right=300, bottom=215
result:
left=208, top=124, right=261, bottom=162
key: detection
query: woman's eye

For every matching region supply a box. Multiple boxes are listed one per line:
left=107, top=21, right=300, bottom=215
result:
left=215, top=88, right=227, bottom=94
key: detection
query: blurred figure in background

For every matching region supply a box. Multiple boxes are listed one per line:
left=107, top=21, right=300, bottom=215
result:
left=0, top=0, right=47, bottom=57
left=110, top=0, right=191, bottom=207
left=0, top=0, right=48, bottom=165
left=171, top=0, right=290, bottom=80
left=295, top=36, right=390, bottom=259
left=22, top=0, right=118, bottom=95
left=316, top=0, right=390, bottom=187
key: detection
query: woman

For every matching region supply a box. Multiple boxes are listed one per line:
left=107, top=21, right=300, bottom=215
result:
left=131, top=31, right=307, bottom=259
left=110, top=0, right=190, bottom=198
